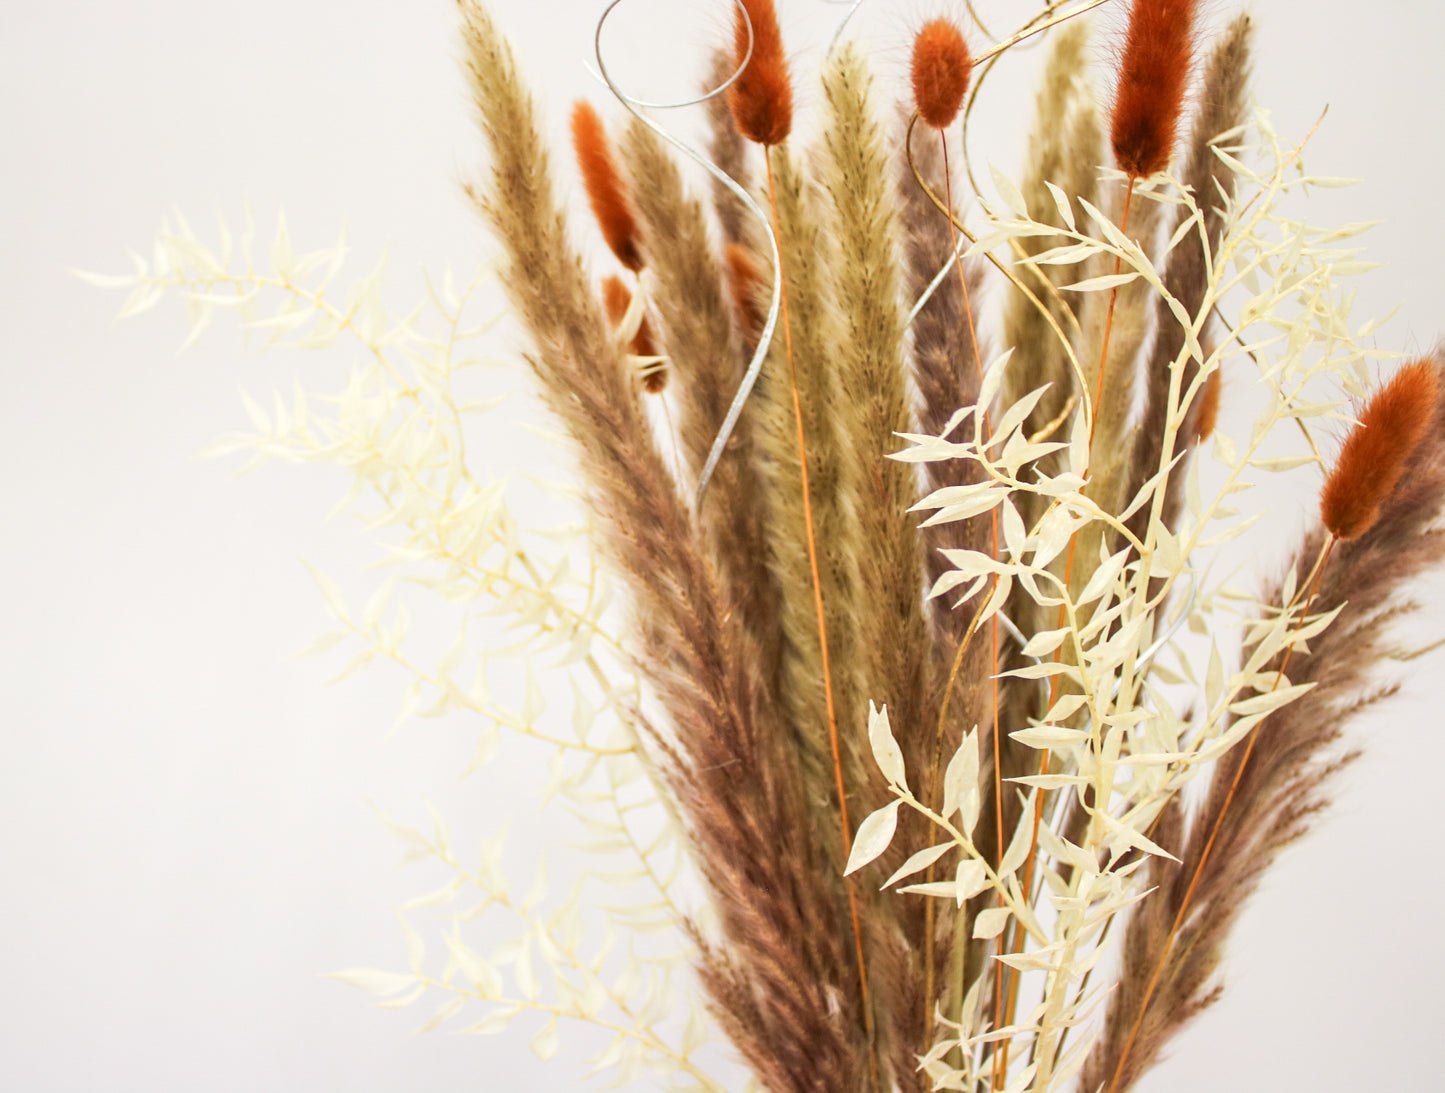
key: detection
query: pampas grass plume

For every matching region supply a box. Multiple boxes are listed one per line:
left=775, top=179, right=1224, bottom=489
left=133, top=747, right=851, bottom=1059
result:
left=911, top=18, right=972, bottom=130
left=1322, top=359, right=1441, bottom=540
left=728, top=0, right=792, bottom=146
left=570, top=100, right=644, bottom=272
left=1111, top=0, right=1196, bottom=177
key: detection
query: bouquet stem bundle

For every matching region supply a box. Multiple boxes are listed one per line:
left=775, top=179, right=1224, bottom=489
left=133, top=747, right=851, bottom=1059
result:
left=99, top=1, right=1445, bottom=1090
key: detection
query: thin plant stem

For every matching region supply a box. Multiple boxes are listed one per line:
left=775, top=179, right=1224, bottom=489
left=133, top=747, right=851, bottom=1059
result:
left=763, top=147, right=880, bottom=1093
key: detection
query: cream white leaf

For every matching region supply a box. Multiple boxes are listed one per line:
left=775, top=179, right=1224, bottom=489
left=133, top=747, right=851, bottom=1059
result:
left=845, top=800, right=902, bottom=875
left=953, top=859, right=988, bottom=905
left=973, top=906, right=1012, bottom=940
left=530, top=1016, right=561, bottom=1061
left=327, top=968, right=416, bottom=996
left=867, top=702, right=907, bottom=789
left=883, top=842, right=953, bottom=888
left=942, top=730, right=979, bottom=822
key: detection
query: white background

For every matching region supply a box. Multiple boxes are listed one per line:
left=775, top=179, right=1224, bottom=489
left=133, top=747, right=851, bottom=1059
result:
left=3, top=0, right=1443, bottom=1089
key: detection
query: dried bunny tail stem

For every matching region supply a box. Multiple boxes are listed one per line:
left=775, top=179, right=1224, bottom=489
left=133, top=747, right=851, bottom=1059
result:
left=1067, top=180, right=1164, bottom=600
left=570, top=99, right=644, bottom=273
left=705, top=49, right=753, bottom=246
left=1110, top=0, right=1197, bottom=179
left=455, top=8, right=868, bottom=1093
left=911, top=18, right=973, bottom=131
left=1089, top=357, right=1445, bottom=1093
left=618, top=117, right=783, bottom=675
left=1127, top=12, right=1253, bottom=546
left=1322, top=359, right=1441, bottom=540
left=818, top=42, right=931, bottom=1088
left=728, top=0, right=792, bottom=146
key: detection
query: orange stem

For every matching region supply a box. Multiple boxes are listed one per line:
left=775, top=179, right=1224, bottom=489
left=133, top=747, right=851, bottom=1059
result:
left=764, top=150, right=880, bottom=1093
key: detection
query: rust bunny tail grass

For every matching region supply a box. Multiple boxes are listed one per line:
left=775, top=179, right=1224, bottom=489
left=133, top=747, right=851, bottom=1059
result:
left=569, top=99, right=644, bottom=273
left=725, top=241, right=766, bottom=345
left=728, top=0, right=792, bottom=146
left=600, top=274, right=661, bottom=372
left=1110, top=0, right=1197, bottom=178
left=1322, top=359, right=1442, bottom=540
left=1193, top=367, right=1221, bottom=441
left=911, top=18, right=972, bottom=130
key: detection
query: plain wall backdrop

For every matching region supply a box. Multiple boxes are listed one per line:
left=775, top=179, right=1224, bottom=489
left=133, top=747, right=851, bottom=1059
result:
left=3, top=0, right=1442, bottom=1089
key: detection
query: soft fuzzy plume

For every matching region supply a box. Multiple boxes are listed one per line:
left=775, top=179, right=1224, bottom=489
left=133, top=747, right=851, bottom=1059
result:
left=911, top=18, right=972, bottom=130
left=570, top=99, right=644, bottom=272
left=728, top=0, right=793, bottom=146
left=1110, top=0, right=1196, bottom=177
left=1322, top=359, right=1441, bottom=540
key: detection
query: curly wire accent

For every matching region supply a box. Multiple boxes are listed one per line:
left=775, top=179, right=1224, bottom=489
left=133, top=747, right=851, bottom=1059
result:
left=591, top=0, right=781, bottom=509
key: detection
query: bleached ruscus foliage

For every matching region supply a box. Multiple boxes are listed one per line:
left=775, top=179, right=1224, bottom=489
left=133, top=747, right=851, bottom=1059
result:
left=92, top=1, right=1445, bottom=1092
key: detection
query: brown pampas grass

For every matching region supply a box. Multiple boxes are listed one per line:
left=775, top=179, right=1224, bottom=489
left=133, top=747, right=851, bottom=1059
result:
left=728, top=0, right=792, bottom=146
left=1111, top=0, right=1196, bottom=177
left=569, top=99, right=643, bottom=272
left=1322, top=359, right=1441, bottom=540
left=911, top=18, right=972, bottom=130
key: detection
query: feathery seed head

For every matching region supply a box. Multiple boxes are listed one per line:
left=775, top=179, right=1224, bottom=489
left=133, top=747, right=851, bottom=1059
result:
left=727, top=0, right=792, bottom=146
left=911, top=18, right=972, bottom=130
left=570, top=100, right=644, bottom=272
left=1321, top=359, right=1441, bottom=540
left=1110, top=0, right=1196, bottom=178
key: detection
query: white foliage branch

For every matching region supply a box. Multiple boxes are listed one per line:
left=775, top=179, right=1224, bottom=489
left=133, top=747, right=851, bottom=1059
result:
left=855, top=111, right=1390, bottom=1091
left=84, top=210, right=727, bottom=1089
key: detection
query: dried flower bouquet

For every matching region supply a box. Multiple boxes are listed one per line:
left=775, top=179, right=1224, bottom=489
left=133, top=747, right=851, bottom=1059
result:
left=93, top=0, right=1445, bottom=1090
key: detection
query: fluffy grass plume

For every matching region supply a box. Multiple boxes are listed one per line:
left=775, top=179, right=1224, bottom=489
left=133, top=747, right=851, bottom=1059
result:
left=911, top=19, right=972, bottom=130
left=1323, top=359, right=1441, bottom=539
left=569, top=99, right=644, bottom=272
left=728, top=0, right=792, bottom=146
left=1111, top=0, right=1197, bottom=177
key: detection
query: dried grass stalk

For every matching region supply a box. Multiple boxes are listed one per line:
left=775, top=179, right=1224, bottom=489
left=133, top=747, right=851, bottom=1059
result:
left=456, top=7, right=870, bottom=1090
left=817, top=41, right=933, bottom=1084
left=619, top=118, right=783, bottom=682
